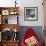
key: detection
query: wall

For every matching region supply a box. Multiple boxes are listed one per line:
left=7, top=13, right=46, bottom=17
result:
left=18, top=26, right=43, bottom=44
left=19, top=0, right=44, bottom=26
left=0, top=0, right=44, bottom=26
left=0, top=0, right=15, bottom=7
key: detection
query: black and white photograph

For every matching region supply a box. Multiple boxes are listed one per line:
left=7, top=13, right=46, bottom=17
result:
left=24, top=7, right=38, bottom=21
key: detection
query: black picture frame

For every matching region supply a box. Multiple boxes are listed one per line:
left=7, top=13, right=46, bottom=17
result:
left=24, top=7, right=38, bottom=21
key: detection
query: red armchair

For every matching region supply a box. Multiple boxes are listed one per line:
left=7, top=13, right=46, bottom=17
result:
left=21, top=28, right=41, bottom=46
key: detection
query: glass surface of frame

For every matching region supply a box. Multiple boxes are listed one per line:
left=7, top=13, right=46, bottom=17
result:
left=24, top=7, right=38, bottom=21
left=2, top=10, right=9, bottom=15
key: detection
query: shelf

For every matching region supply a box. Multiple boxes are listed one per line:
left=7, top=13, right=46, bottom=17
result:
left=0, top=7, right=19, bottom=46
left=2, top=40, right=19, bottom=42
left=0, top=7, right=19, bottom=10
left=0, top=7, right=19, bottom=16
left=0, top=24, right=20, bottom=32
left=0, top=7, right=19, bottom=24
left=1, top=40, right=19, bottom=46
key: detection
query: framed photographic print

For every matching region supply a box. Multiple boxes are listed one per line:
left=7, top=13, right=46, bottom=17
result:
left=24, top=7, right=38, bottom=21
left=2, top=10, right=9, bottom=15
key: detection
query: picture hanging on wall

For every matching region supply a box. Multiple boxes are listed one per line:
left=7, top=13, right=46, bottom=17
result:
left=24, top=7, right=38, bottom=21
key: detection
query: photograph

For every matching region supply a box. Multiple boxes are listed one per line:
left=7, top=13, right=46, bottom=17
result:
left=24, top=7, right=38, bottom=21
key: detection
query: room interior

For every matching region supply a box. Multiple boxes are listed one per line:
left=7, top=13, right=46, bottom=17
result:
left=0, top=0, right=46, bottom=46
